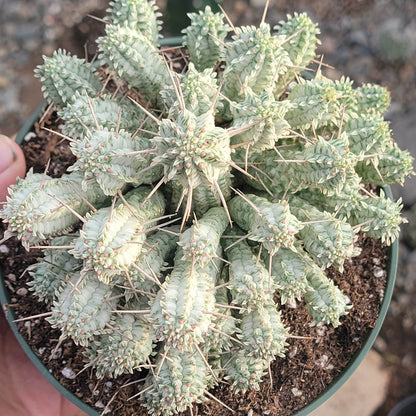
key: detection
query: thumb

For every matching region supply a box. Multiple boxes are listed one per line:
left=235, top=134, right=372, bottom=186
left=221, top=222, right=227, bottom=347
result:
left=0, top=134, right=26, bottom=206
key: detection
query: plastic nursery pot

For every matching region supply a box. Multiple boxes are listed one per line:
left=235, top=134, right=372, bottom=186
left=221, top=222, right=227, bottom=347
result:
left=0, top=102, right=399, bottom=416
left=165, top=0, right=221, bottom=35
left=387, top=395, right=416, bottom=416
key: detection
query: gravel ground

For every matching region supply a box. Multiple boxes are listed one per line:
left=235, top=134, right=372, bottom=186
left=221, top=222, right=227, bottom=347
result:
left=1, top=0, right=415, bottom=414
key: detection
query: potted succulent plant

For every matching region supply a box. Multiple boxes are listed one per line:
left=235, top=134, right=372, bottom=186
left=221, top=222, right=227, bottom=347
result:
left=0, top=0, right=414, bottom=415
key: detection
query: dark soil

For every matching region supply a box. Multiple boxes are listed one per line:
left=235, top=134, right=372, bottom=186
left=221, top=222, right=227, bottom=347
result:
left=0, top=108, right=389, bottom=416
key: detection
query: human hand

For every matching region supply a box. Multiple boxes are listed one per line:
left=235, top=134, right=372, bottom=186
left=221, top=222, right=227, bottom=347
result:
left=0, top=134, right=82, bottom=416
left=0, top=311, right=84, bottom=416
left=0, top=134, right=26, bottom=206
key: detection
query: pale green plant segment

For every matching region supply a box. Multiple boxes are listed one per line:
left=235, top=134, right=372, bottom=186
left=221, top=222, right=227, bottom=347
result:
left=1, top=1, right=414, bottom=415
left=71, top=186, right=166, bottom=282
left=226, top=229, right=275, bottom=310
left=106, top=0, right=162, bottom=45
left=27, top=235, right=81, bottom=302
left=182, top=6, right=230, bottom=71
left=34, top=49, right=102, bottom=108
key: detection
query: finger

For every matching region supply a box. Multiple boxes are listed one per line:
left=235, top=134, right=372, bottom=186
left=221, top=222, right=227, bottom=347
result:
left=0, top=310, right=82, bottom=416
left=0, top=134, right=26, bottom=206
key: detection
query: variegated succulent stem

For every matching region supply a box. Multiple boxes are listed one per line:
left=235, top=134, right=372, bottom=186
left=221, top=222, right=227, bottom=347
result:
left=229, top=89, right=291, bottom=160
left=71, top=186, right=166, bottom=282
left=222, top=23, right=292, bottom=102
left=245, top=132, right=361, bottom=198
left=283, top=134, right=358, bottom=195
left=1, top=170, right=109, bottom=248
left=122, top=229, right=179, bottom=300
left=59, top=93, right=155, bottom=140
left=204, top=283, right=238, bottom=354
left=285, top=76, right=354, bottom=130
left=295, top=183, right=363, bottom=220
left=263, top=246, right=310, bottom=307
left=84, top=311, right=155, bottom=378
left=304, top=262, right=351, bottom=327
left=182, top=6, right=230, bottom=71
left=297, top=186, right=406, bottom=245
left=273, top=12, right=320, bottom=96
left=48, top=270, right=117, bottom=346
left=228, top=193, right=302, bottom=253
left=150, top=249, right=220, bottom=350
left=34, top=49, right=102, bottom=108
left=265, top=242, right=350, bottom=327
left=337, top=114, right=392, bottom=158
left=69, top=127, right=163, bottom=196
left=354, top=83, right=391, bottom=115
left=224, top=229, right=274, bottom=310
left=153, top=110, right=231, bottom=188
left=244, top=146, right=300, bottom=198
left=97, top=24, right=170, bottom=105
left=348, top=189, right=405, bottom=245
left=106, top=0, right=162, bottom=46
left=355, top=144, right=414, bottom=186
left=222, top=348, right=269, bottom=392
left=237, top=302, right=288, bottom=361
left=144, top=345, right=211, bottom=415
left=28, top=235, right=81, bottom=303
left=178, top=206, right=228, bottom=266
left=160, top=63, right=221, bottom=118
left=290, top=197, right=359, bottom=271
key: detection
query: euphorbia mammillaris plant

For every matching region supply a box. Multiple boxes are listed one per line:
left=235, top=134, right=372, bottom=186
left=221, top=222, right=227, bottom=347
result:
left=1, top=0, right=414, bottom=414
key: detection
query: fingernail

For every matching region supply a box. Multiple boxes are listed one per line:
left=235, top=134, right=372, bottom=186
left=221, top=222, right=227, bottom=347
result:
left=0, top=135, right=16, bottom=174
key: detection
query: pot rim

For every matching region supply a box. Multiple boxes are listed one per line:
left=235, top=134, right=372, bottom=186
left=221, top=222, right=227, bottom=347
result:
left=2, top=102, right=398, bottom=416
left=387, top=394, right=416, bottom=416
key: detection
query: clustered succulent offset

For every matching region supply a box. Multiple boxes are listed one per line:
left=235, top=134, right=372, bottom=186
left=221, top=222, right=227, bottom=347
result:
left=1, top=0, right=414, bottom=414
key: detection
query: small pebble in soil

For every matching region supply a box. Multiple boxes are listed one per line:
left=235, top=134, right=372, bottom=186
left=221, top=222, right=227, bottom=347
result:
left=0, top=245, right=10, bottom=254
left=402, top=354, right=413, bottom=367
left=288, top=345, right=298, bottom=358
left=88, top=382, right=100, bottom=395
left=374, top=267, right=385, bottom=278
left=94, top=400, right=105, bottom=409
left=49, top=347, right=62, bottom=360
left=315, top=354, right=334, bottom=370
left=16, top=287, right=28, bottom=296
left=104, top=381, right=113, bottom=393
left=7, top=273, right=16, bottom=282
left=61, top=366, right=76, bottom=379
left=291, top=388, right=303, bottom=397
left=315, top=325, right=328, bottom=337
left=24, top=132, right=37, bottom=142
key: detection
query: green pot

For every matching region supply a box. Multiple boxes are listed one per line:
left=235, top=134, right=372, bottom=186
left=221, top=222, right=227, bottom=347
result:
left=388, top=394, right=416, bottom=416
left=0, top=104, right=398, bottom=416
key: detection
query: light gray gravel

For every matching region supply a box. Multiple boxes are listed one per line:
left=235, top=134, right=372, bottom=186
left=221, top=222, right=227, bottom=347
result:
left=0, top=0, right=105, bottom=136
